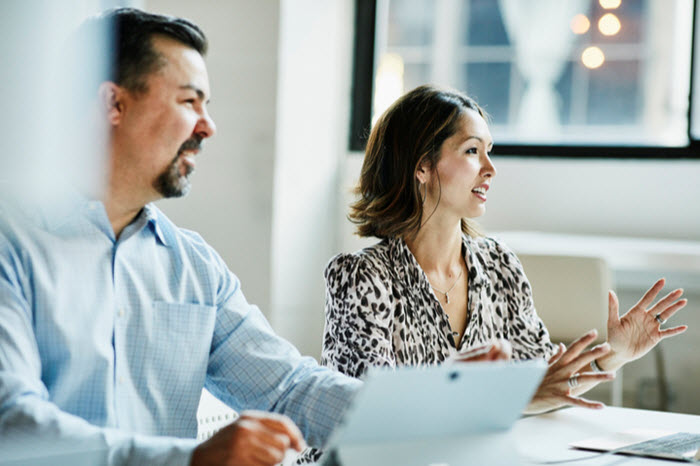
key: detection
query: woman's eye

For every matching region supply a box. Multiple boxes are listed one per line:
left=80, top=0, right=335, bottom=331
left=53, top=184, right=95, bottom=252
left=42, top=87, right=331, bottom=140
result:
left=466, top=147, right=478, bottom=154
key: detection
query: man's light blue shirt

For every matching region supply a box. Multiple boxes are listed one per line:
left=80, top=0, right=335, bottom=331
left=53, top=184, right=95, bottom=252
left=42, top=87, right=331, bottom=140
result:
left=0, top=198, right=361, bottom=465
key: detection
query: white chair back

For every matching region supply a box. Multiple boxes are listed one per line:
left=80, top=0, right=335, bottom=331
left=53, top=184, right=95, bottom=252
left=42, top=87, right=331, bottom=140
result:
left=518, top=253, right=612, bottom=345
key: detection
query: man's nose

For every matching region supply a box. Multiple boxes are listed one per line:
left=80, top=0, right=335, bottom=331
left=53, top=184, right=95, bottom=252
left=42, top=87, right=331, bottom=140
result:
left=196, top=111, right=216, bottom=139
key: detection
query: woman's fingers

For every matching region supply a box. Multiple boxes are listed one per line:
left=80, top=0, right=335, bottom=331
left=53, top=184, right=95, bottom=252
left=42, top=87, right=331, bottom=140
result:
left=556, top=330, right=598, bottom=366
left=634, top=278, right=665, bottom=309
left=648, top=289, right=684, bottom=315
left=547, top=343, right=566, bottom=365
left=452, top=343, right=494, bottom=363
left=481, top=345, right=510, bottom=361
left=453, top=339, right=513, bottom=363
left=561, top=394, right=605, bottom=410
left=607, top=290, right=620, bottom=328
left=568, top=343, right=611, bottom=372
left=487, top=339, right=512, bottom=360
left=660, top=325, right=688, bottom=339
left=569, top=371, right=615, bottom=386
left=528, top=367, right=613, bottom=414
left=655, top=298, right=688, bottom=323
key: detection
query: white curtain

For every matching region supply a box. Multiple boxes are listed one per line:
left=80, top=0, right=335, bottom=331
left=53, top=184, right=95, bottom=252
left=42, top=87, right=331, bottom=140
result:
left=498, top=0, right=589, bottom=138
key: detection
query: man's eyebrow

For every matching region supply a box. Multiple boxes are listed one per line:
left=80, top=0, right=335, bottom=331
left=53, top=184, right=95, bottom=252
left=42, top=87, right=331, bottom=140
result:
left=179, top=84, right=209, bottom=102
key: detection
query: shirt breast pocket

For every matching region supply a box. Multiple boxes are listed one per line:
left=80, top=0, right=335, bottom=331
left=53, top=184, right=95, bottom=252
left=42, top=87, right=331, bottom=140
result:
left=148, top=301, right=217, bottom=388
left=152, top=301, right=217, bottom=338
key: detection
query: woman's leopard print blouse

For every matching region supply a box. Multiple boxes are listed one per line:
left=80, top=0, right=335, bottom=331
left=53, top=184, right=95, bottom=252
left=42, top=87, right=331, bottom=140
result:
left=296, top=235, right=558, bottom=464
left=320, top=235, right=558, bottom=378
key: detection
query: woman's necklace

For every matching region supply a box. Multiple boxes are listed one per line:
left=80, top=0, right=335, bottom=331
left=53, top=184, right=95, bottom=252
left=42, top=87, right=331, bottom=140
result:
left=429, top=268, right=463, bottom=304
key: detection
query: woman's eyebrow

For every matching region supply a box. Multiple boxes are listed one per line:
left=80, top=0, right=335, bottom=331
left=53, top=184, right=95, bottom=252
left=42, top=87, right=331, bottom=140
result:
left=465, top=135, right=493, bottom=145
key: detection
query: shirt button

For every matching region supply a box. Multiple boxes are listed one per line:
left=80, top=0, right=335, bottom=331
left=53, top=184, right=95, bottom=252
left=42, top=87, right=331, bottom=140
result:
left=118, top=376, right=124, bottom=384
left=118, top=308, right=125, bottom=318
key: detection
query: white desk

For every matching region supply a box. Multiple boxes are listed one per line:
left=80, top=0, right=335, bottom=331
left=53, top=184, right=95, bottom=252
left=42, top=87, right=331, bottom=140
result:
left=515, top=406, right=700, bottom=464
left=309, top=407, right=699, bottom=466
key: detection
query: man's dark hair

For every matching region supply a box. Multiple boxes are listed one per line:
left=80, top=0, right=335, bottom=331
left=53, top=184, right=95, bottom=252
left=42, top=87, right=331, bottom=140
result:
left=80, top=8, right=208, bottom=93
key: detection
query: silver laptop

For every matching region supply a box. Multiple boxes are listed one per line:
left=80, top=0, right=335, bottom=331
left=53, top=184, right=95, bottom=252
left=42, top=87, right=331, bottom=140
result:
left=572, top=429, right=700, bottom=462
left=321, top=359, right=546, bottom=466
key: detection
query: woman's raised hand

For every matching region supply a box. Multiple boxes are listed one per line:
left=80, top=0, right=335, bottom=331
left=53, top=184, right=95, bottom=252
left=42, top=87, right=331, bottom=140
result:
left=525, top=278, right=688, bottom=415
left=600, top=278, right=688, bottom=371
left=525, top=330, right=615, bottom=414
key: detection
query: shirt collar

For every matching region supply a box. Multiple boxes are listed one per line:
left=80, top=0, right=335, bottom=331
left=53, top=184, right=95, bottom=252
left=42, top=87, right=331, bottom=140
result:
left=39, top=195, right=169, bottom=247
left=142, top=204, right=169, bottom=247
left=388, top=236, right=427, bottom=290
left=462, top=236, right=486, bottom=290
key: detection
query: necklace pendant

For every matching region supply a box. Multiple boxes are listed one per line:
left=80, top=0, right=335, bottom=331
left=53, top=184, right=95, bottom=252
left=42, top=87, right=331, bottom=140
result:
left=445, top=293, right=450, bottom=304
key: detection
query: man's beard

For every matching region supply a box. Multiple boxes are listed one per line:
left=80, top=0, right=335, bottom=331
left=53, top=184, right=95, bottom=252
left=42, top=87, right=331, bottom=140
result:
left=154, top=136, right=202, bottom=198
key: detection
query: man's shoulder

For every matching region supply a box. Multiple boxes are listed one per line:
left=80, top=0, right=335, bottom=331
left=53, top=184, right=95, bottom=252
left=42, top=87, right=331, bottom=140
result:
left=0, top=201, right=44, bottom=252
left=147, top=205, right=219, bottom=260
left=150, top=206, right=200, bottom=238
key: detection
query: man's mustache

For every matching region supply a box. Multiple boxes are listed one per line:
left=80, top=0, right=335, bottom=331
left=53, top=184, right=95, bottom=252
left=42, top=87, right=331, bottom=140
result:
left=177, top=136, right=203, bottom=156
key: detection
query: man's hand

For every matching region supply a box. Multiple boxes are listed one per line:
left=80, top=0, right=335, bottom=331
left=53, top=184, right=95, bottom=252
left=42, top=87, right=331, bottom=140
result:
left=190, top=410, right=306, bottom=466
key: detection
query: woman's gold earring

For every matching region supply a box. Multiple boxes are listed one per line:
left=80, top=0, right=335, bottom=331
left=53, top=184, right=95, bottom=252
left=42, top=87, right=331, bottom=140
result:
left=420, top=183, right=427, bottom=204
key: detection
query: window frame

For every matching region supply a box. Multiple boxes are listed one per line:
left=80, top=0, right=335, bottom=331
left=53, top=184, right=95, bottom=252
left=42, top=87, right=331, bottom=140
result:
left=348, top=0, right=700, bottom=159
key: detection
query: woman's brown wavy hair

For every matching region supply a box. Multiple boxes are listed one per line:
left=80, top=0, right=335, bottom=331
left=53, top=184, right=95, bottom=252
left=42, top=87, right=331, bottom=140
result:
left=350, top=84, right=486, bottom=239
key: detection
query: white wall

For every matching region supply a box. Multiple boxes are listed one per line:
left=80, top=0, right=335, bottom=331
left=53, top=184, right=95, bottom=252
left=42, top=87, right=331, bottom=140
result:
left=479, top=157, right=700, bottom=241
left=147, top=0, right=281, bottom=315
left=270, top=0, right=354, bottom=356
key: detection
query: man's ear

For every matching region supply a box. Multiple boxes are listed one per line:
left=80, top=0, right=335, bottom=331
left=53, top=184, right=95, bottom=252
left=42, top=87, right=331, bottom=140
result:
left=98, top=82, right=126, bottom=126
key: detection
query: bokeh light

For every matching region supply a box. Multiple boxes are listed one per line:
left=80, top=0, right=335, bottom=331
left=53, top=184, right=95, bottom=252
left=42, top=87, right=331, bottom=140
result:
left=570, top=14, right=591, bottom=34
left=582, top=46, right=605, bottom=69
left=598, top=13, right=621, bottom=36
left=599, top=0, right=622, bottom=9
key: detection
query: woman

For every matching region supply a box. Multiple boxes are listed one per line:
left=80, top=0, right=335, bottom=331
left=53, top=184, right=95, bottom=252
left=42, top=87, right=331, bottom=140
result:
left=321, top=84, right=688, bottom=412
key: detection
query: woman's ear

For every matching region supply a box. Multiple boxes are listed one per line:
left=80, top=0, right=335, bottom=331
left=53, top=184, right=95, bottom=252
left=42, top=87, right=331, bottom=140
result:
left=98, top=82, right=126, bottom=126
left=415, top=160, right=430, bottom=185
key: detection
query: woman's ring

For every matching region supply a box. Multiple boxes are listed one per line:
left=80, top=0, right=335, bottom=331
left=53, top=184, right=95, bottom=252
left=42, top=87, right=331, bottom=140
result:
left=567, top=375, right=579, bottom=389
left=655, top=313, right=667, bottom=325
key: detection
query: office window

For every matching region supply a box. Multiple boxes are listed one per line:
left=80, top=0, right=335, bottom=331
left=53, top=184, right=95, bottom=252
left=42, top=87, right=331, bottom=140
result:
left=354, top=0, right=696, bottom=154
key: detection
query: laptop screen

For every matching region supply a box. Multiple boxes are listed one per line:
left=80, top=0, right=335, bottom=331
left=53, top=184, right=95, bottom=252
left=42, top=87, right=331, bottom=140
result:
left=329, top=359, right=546, bottom=447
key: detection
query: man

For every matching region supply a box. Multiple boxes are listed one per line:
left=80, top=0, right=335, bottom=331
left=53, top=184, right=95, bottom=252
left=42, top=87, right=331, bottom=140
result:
left=0, top=8, right=361, bottom=466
